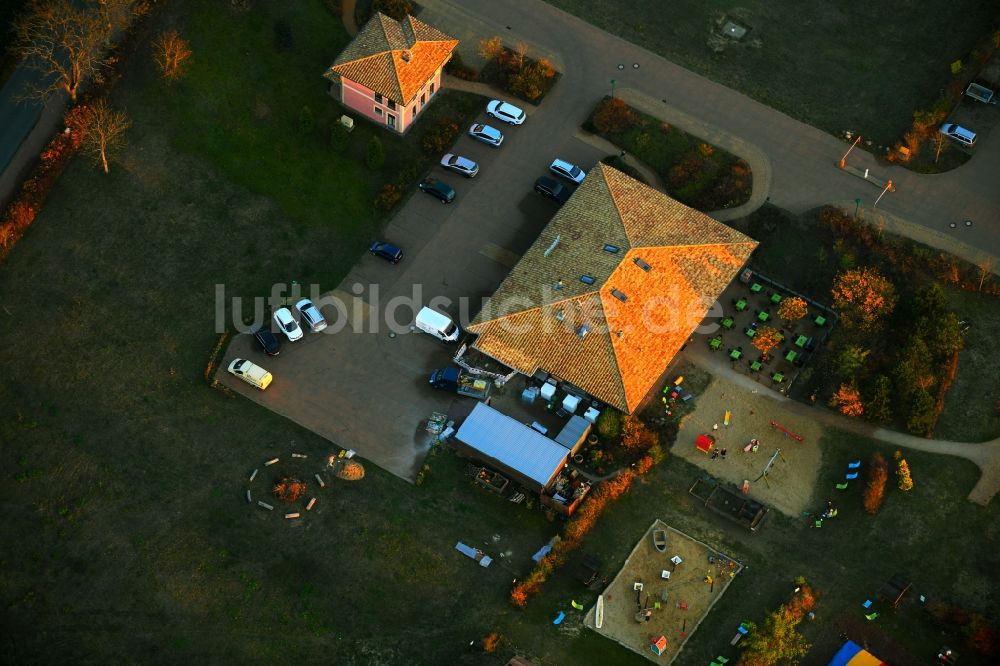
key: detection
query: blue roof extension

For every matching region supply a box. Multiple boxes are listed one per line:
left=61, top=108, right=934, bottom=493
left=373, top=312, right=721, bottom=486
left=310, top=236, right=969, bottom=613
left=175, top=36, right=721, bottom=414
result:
left=456, top=402, right=568, bottom=489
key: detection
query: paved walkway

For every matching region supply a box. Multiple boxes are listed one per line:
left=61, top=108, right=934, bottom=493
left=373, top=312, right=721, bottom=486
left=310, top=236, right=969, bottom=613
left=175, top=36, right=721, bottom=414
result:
left=417, top=0, right=1000, bottom=271
left=682, top=342, right=1000, bottom=505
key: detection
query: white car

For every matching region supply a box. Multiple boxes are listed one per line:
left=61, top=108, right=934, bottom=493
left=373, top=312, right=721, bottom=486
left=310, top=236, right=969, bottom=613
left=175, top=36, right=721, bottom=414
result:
left=487, top=99, right=525, bottom=125
left=549, top=158, right=587, bottom=184
left=295, top=298, right=327, bottom=332
left=273, top=307, right=303, bottom=341
left=227, top=358, right=273, bottom=390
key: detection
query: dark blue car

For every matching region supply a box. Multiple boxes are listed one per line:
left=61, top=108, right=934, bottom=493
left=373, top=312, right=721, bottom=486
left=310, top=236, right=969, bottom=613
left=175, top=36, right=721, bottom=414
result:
left=369, top=240, right=403, bottom=264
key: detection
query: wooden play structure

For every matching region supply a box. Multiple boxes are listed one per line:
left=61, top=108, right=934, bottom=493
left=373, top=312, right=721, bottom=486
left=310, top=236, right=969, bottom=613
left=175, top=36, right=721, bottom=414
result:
left=689, top=477, right=770, bottom=532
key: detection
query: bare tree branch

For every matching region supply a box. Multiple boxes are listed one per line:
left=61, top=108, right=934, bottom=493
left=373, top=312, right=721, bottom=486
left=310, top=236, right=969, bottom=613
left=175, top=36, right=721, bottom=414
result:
left=81, top=99, right=130, bottom=173
left=152, top=30, right=193, bottom=82
left=13, top=0, right=111, bottom=102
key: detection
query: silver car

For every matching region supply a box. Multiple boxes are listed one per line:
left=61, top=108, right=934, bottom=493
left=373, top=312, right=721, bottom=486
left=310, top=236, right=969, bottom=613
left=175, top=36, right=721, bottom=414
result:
left=295, top=298, right=327, bottom=332
left=468, top=123, right=504, bottom=147
left=440, top=153, right=479, bottom=178
left=549, top=158, right=586, bottom=184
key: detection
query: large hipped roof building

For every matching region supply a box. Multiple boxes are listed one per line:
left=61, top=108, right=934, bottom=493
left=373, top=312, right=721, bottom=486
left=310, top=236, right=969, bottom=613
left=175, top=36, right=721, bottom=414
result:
left=467, top=164, right=758, bottom=413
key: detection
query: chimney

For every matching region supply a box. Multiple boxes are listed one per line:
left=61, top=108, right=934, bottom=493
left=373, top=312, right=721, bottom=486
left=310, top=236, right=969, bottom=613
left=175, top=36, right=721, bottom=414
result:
left=401, top=50, right=412, bottom=63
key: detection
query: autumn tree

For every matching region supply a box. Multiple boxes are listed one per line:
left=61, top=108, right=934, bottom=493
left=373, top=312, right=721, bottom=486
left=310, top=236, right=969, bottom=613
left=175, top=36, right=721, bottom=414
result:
left=13, top=0, right=111, bottom=102
left=831, top=266, right=897, bottom=331
left=863, top=452, right=888, bottom=514
left=591, top=97, right=636, bottom=134
left=738, top=585, right=815, bottom=666
left=80, top=99, right=130, bottom=174
left=835, top=345, right=870, bottom=378
left=752, top=326, right=782, bottom=360
left=621, top=417, right=657, bottom=451
left=978, top=256, right=994, bottom=292
left=152, top=30, right=193, bottom=81
left=777, top=296, right=807, bottom=324
left=865, top=375, right=893, bottom=424
left=478, top=35, right=503, bottom=61
left=904, top=389, right=936, bottom=437
left=512, top=41, right=529, bottom=72
left=894, top=451, right=914, bottom=490
left=830, top=383, right=864, bottom=417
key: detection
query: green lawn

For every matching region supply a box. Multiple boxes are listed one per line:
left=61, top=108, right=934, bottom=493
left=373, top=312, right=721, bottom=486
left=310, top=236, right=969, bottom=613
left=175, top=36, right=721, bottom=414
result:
left=546, top=0, right=1000, bottom=146
left=1, top=1, right=998, bottom=663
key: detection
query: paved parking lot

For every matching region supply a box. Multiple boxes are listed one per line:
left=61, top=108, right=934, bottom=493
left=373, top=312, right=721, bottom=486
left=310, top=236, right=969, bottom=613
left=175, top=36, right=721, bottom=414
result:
left=218, top=101, right=611, bottom=481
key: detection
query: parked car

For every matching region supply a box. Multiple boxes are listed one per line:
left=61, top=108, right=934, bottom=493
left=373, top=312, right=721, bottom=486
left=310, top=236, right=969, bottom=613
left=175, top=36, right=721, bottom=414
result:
left=418, top=178, right=456, bottom=203
left=549, top=158, right=586, bottom=184
left=939, top=123, right=977, bottom=147
left=295, top=298, right=327, bottom=332
left=227, top=358, right=273, bottom=390
left=369, top=240, right=403, bottom=264
left=251, top=324, right=281, bottom=356
left=272, top=307, right=303, bottom=342
left=486, top=99, right=526, bottom=125
left=534, top=176, right=571, bottom=204
left=440, top=153, right=479, bottom=178
left=468, top=123, right=504, bottom=147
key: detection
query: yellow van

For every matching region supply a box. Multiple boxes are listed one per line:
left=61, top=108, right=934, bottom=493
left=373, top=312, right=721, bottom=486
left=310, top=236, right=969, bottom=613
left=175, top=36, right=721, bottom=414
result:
left=227, top=358, right=273, bottom=390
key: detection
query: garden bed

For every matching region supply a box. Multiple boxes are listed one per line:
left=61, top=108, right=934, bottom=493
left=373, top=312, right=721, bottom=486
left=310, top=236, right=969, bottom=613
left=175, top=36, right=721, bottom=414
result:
left=585, top=97, right=751, bottom=211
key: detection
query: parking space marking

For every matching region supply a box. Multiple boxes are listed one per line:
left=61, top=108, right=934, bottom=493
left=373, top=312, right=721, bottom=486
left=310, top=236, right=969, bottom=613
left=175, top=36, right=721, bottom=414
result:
left=479, top=242, right=521, bottom=267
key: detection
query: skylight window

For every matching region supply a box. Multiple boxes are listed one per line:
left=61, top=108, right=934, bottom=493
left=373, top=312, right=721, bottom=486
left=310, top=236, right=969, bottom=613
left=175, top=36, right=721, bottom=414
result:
left=611, top=288, right=628, bottom=303
left=602, top=244, right=620, bottom=254
left=580, top=275, right=596, bottom=285
left=633, top=257, right=652, bottom=272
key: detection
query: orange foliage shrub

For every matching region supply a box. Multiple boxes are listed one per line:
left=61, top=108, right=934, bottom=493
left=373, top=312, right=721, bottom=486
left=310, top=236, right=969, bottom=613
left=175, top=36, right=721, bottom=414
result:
left=831, top=267, right=897, bottom=331
left=482, top=632, right=500, bottom=653
left=621, top=418, right=657, bottom=452
left=592, top=98, right=636, bottom=134
left=510, top=470, right=635, bottom=607
left=863, top=452, right=888, bottom=514
left=752, top=326, right=782, bottom=359
left=830, top=383, right=864, bottom=417
left=777, top=296, right=808, bottom=323
left=635, top=455, right=654, bottom=475
left=895, top=451, right=914, bottom=491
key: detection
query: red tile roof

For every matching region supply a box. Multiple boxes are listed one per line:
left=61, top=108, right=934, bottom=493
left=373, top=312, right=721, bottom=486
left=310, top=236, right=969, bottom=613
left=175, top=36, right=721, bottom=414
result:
left=468, top=164, right=758, bottom=413
left=323, top=13, right=457, bottom=105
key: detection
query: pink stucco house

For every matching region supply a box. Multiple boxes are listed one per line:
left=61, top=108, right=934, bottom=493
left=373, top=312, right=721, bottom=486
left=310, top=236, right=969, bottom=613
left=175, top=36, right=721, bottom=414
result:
left=323, top=12, right=458, bottom=134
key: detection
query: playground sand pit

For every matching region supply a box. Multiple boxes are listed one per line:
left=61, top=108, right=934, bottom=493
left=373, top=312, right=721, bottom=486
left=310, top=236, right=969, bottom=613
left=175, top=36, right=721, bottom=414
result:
left=584, top=519, right=742, bottom=664
left=670, top=376, right=823, bottom=516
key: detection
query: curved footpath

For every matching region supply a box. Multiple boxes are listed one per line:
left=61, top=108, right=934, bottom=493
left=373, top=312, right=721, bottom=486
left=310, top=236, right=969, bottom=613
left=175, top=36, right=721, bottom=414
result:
left=683, top=343, right=1000, bottom=506
left=416, top=0, right=1000, bottom=271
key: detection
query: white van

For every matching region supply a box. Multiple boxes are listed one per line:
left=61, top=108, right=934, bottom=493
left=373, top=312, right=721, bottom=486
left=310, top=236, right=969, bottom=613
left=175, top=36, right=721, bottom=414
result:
left=228, top=358, right=273, bottom=390
left=415, top=307, right=460, bottom=342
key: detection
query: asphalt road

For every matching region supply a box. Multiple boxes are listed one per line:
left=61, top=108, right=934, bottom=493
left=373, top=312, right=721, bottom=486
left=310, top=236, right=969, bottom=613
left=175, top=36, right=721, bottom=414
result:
left=419, top=0, right=1000, bottom=266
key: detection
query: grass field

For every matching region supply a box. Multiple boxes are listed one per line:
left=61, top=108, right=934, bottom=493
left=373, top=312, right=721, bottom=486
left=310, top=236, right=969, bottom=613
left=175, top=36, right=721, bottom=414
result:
left=1, top=1, right=999, bottom=664
left=545, top=0, right=1000, bottom=146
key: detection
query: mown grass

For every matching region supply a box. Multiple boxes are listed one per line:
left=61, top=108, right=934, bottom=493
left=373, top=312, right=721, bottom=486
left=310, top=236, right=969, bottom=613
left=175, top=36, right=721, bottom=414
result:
left=1, top=1, right=998, bottom=664
left=546, top=0, right=1000, bottom=146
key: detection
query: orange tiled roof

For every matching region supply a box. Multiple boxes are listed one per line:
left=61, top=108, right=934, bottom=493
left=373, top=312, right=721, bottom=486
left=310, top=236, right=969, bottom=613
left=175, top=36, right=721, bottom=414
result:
left=467, top=163, right=758, bottom=413
left=323, top=13, right=457, bottom=105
